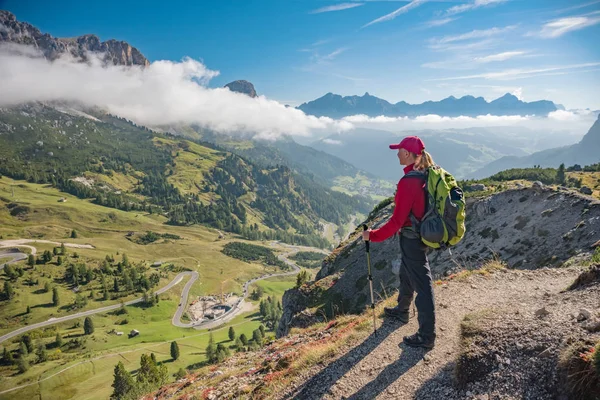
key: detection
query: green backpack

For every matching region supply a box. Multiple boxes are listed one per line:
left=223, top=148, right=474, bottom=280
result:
left=405, top=166, right=466, bottom=250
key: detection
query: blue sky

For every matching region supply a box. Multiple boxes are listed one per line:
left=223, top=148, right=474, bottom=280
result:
left=3, top=0, right=600, bottom=109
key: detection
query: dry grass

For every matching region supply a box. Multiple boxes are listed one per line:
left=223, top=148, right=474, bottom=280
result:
left=438, top=257, right=507, bottom=284
left=558, top=339, right=600, bottom=400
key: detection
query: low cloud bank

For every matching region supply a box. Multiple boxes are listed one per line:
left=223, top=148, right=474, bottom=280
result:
left=0, top=44, right=351, bottom=139
left=0, top=44, right=596, bottom=140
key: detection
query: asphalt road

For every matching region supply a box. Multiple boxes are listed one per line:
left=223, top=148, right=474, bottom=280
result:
left=0, top=271, right=196, bottom=345
left=0, top=240, right=329, bottom=342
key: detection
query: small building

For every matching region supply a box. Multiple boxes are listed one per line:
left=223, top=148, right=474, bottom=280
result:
left=152, top=261, right=162, bottom=267
left=58, top=198, right=67, bottom=202
left=116, top=331, right=123, bottom=336
left=129, top=329, right=140, bottom=338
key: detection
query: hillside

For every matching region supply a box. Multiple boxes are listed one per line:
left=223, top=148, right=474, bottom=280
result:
left=163, top=113, right=394, bottom=200
left=147, top=263, right=599, bottom=399
left=0, top=104, right=371, bottom=247
left=298, top=92, right=558, bottom=118
left=472, top=114, right=600, bottom=178
left=276, top=181, right=600, bottom=338
left=143, top=178, right=600, bottom=400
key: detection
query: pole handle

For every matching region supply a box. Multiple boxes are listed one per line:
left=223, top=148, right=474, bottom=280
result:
left=362, top=224, right=370, bottom=252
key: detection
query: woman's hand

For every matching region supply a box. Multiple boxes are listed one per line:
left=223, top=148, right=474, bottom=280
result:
left=362, top=230, right=371, bottom=241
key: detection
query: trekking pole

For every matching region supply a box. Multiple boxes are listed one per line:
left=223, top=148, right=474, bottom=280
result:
left=363, top=224, right=377, bottom=335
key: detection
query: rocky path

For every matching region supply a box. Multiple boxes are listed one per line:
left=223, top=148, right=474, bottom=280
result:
left=283, top=265, right=594, bottom=400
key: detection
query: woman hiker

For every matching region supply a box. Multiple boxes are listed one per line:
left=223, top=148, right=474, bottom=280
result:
left=362, top=135, right=436, bottom=349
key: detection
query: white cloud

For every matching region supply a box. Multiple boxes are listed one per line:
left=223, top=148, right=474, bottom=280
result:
left=343, top=114, right=407, bottom=123
left=511, top=87, right=523, bottom=100
left=339, top=112, right=598, bottom=135
left=323, top=138, right=343, bottom=145
left=446, top=0, right=507, bottom=15
left=548, top=110, right=579, bottom=121
left=425, top=17, right=457, bottom=28
left=429, top=62, right=600, bottom=81
left=429, top=38, right=496, bottom=52
left=474, top=51, right=526, bottom=63
left=537, top=15, right=600, bottom=38
left=432, top=25, right=517, bottom=45
left=362, top=0, right=426, bottom=28
left=0, top=44, right=353, bottom=140
left=310, top=2, right=364, bottom=14
left=322, top=47, right=348, bottom=61
left=414, top=114, right=530, bottom=123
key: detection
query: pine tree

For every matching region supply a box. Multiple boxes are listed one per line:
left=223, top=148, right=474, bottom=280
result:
left=228, top=326, right=236, bottom=341
left=27, top=254, right=35, bottom=267
left=206, top=333, right=217, bottom=364
left=60, top=243, right=66, bottom=255
left=111, top=361, right=136, bottom=400
left=234, top=336, right=243, bottom=351
left=557, top=163, right=566, bottom=185
left=4, top=281, right=14, bottom=300
left=55, top=333, right=63, bottom=348
left=36, top=343, right=48, bottom=363
left=52, top=286, right=60, bottom=306
left=44, top=281, right=51, bottom=293
left=259, top=324, right=265, bottom=337
left=19, top=342, right=28, bottom=357
left=71, top=229, right=78, bottom=238
left=239, top=333, right=248, bottom=346
left=26, top=305, right=31, bottom=314
left=170, top=341, right=180, bottom=360
left=253, top=329, right=263, bottom=345
left=84, top=317, right=95, bottom=335
left=17, top=357, right=29, bottom=374
left=22, top=334, right=33, bottom=353
left=3, top=347, right=14, bottom=365
left=174, top=368, right=187, bottom=380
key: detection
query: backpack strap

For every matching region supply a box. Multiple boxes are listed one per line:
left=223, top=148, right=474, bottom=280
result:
left=401, top=169, right=428, bottom=232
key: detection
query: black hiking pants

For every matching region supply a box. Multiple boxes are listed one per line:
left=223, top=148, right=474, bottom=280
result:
left=396, top=233, right=436, bottom=341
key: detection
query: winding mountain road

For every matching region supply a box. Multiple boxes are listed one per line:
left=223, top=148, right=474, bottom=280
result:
left=173, top=241, right=328, bottom=330
left=0, top=239, right=329, bottom=343
left=0, top=271, right=197, bottom=345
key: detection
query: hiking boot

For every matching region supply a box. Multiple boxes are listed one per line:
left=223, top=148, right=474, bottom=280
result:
left=403, top=333, right=435, bottom=349
left=384, top=306, right=409, bottom=323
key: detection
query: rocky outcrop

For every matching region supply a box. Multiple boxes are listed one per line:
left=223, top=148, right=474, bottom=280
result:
left=278, top=184, right=600, bottom=336
left=224, top=80, right=257, bottom=98
left=0, top=10, right=149, bottom=66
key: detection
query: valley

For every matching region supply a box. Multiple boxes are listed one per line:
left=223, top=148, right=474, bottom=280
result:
left=0, top=176, right=329, bottom=400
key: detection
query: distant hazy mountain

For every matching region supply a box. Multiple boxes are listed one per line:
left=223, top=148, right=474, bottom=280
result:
left=471, top=114, right=600, bottom=178
left=298, top=92, right=558, bottom=118
left=309, top=125, right=587, bottom=181
left=0, top=10, right=148, bottom=66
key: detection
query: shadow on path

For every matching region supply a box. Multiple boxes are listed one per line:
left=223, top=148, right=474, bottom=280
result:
left=290, top=318, right=406, bottom=399
left=346, top=343, right=426, bottom=400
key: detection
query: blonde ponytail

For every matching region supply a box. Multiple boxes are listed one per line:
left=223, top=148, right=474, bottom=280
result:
left=414, top=150, right=434, bottom=171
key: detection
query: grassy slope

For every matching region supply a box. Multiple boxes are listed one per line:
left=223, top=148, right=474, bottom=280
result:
left=153, top=137, right=224, bottom=202
left=0, top=176, right=297, bottom=400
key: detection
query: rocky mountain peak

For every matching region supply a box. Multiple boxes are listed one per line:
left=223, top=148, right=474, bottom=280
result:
left=224, top=80, right=257, bottom=98
left=0, top=10, right=149, bottom=66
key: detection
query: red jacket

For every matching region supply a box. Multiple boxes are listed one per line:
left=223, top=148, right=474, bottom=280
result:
left=369, top=163, right=426, bottom=243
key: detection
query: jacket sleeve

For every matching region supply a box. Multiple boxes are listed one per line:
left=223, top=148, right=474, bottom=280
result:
left=369, top=180, right=415, bottom=243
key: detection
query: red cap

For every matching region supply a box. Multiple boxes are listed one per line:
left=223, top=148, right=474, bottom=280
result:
left=389, top=136, right=425, bottom=154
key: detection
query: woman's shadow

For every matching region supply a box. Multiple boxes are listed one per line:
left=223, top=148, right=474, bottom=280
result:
left=290, top=318, right=424, bottom=399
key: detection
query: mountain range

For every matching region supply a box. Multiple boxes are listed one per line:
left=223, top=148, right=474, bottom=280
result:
left=298, top=92, right=560, bottom=118
left=472, top=114, right=600, bottom=178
